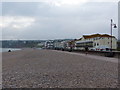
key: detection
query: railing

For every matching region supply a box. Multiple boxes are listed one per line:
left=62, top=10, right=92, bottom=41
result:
left=52, top=48, right=120, bottom=58
left=73, top=50, right=120, bottom=58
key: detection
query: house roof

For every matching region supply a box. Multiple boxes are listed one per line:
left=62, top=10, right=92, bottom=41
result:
left=83, top=34, right=116, bottom=39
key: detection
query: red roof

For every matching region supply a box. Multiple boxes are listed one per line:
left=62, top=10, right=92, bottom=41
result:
left=83, top=34, right=115, bottom=39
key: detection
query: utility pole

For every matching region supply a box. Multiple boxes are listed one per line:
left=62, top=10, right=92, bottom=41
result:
left=110, top=19, right=117, bottom=51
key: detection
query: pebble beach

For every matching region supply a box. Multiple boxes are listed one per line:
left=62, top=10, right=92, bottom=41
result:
left=2, top=49, right=118, bottom=88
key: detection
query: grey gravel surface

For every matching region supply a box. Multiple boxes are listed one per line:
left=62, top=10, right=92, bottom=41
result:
left=2, top=49, right=118, bottom=88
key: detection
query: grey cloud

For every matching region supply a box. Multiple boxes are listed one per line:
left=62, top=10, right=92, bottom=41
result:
left=2, top=2, right=45, bottom=16
left=2, top=2, right=118, bottom=40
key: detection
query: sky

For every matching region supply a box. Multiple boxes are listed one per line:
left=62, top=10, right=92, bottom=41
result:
left=1, top=0, right=119, bottom=40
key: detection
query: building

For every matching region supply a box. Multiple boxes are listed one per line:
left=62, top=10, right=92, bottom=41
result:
left=45, top=40, right=54, bottom=49
left=75, top=34, right=117, bottom=51
left=54, top=40, right=72, bottom=50
left=54, top=40, right=64, bottom=50
left=37, top=42, right=46, bottom=48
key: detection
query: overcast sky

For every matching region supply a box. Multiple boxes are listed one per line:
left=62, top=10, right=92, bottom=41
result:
left=1, top=0, right=119, bottom=40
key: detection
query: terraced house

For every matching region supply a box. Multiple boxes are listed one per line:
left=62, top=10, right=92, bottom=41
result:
left=75, top=34, right=117, bottom=51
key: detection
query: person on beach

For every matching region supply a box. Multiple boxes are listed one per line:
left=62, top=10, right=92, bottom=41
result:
left=85, top=46, right=88, bottom=55
left=8, top=50, right=11, bottom=52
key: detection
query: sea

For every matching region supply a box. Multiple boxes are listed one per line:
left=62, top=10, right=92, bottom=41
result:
left=0, top=48, right=21, bottom=52
left=0, top=48, right=42, bottom=52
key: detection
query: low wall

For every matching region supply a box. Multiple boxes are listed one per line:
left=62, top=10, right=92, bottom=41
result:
left=72, top=50, right=120, bottom=58
left=50, top=48, right=120, bottom=58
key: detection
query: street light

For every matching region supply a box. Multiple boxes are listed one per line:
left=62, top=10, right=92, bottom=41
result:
left=110, top=19, right=117, bottom=51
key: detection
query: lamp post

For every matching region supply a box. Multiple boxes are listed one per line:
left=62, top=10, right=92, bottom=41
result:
left=110, top=19, right=117, bottom=51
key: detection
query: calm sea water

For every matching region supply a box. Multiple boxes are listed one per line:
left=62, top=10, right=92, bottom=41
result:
left=0, top=48, right=21, bottom=52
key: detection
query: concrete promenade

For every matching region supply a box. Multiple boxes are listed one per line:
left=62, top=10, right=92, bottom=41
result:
left=2, top=49, right=118, bottom=88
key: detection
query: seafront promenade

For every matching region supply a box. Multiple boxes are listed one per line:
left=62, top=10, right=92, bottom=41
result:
left=2, top=49, right=118, bottom=88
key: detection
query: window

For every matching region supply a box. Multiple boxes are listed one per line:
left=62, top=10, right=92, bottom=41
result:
left=97, top=43, right=99, bottom=46
left=96, top=37, right=98, bottom=40
left=94, top=43, right=96, bottom=46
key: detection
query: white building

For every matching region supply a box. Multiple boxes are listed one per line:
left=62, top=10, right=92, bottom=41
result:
left=54, top=41, right=63, bottom=50
left=54, top=40, right=68, bottom=50
left=75, top=34, right=117, bottom=51
left=45, top=40, right=54, bottom=49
